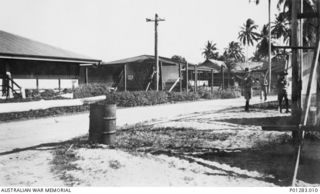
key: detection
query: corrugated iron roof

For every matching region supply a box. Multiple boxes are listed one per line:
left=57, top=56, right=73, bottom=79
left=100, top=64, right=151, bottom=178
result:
left=233, top=61, right=265, bottom=72
left=233, top=58, right=287, bottom=73
left=102, top=55, right=179, bottom=66
left=0, top=30, right=100, bottom=63
left=199, top=59, right=226, bottom=72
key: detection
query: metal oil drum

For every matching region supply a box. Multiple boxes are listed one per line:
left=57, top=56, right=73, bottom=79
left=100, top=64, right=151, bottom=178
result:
left=88, top=103, right=105, bottom=143
left=102, top=104, right=116, bottom=145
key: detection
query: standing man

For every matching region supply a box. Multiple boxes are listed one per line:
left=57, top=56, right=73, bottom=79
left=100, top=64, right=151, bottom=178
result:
left=277, top=71, right=289, bottom=113
left=259, top=72, right=268, bottom=101
left=243, top=68, right=254, bottom=112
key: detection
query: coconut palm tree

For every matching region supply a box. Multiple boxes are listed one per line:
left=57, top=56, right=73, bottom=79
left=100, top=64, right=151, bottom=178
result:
left=252, top=0, right=317, bottom=46
left=257, top=24, right=276, bottom=58
left=202, top=41, right=219, bottom=60
left=238, top=19, right=260, bottom=46
left=272, top=12, right=290, bottom=44
left=223, top=41, right=245, bottom=87
left=171, top=55, right=187, bottom=64
left=225, top=41, right=245, bottom=62
left=250, top=49, right=263, bottom=62
left=238, top=18, right=261, bottom=60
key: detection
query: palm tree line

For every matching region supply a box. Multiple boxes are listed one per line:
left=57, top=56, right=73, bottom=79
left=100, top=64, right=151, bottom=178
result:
left=195, top=0, right=318, bottom=88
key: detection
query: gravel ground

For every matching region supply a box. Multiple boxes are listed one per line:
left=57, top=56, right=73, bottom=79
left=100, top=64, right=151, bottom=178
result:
left=1, top=96, right=319, bottom=187
left=0, top=149, right=64, bottom=186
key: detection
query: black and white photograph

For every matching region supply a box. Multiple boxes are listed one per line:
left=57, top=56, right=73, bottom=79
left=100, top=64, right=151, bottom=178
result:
left=0, top=0, right=320, bottom=191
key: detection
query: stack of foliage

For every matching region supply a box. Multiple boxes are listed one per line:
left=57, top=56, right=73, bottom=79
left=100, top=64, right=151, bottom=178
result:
left=197, top=88, right=241, bottom=99
left=25, top=89, right=41, bottom=98
left=167, top=92, right=200, bottom=102
left=105, top=91, right=168, bottom=107
left=24, top=89, right=66, bottom=100
left=74, top=83, right=112, bottom=99
left=220, top=88, right=242, bottom=99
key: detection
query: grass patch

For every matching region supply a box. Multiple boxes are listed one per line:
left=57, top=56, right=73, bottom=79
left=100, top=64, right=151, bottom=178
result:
left=113, top=127, right=236, bottom=153
left=51, top=145, right=81, bottom=186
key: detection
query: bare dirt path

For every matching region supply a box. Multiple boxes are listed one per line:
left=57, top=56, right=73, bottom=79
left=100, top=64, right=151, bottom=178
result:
left=0, top=96, right=276, bottom=153
left=1, top=96, right=319, bottom=186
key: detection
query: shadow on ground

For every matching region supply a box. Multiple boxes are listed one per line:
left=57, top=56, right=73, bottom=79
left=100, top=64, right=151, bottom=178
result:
left=216, top=114, right=292, bottom=126
left=193, top=141, right=320, bottom=186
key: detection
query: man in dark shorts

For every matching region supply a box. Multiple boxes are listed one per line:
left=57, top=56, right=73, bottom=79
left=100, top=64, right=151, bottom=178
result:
left=243, top=68, right=253, bottom=112
left=277, top=71, right=289, bottom=113
left=259, top=73, right=268, bottom=101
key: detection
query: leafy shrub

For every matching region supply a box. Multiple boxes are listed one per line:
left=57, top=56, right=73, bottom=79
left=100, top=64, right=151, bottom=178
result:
left=74, top=83, right=112, bottom=98
left=167, top=92, right=200, bottom=102
left=25, top=89, right=40, bottom=98
left=63, top=88, right=73, bottom=93
left=105, top=91, right=168, bottom=107
left=40, top=89, right=56, bottom=98
left=199, top=90, right=221, bottom=99
left=220, top=88, right=241, bottom=99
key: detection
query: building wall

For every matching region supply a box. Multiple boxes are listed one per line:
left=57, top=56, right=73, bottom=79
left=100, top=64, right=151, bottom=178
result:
left=0, top=59, right=80, bottom=91
left=0, top=59, right=79, bottom=79
left=80, top=62, right=180, bottom=91
left=126, top=62, right=153, bottom=91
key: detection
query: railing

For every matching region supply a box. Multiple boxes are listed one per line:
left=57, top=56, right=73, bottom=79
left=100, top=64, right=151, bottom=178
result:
left=168, top=78, right=180, bottom=92
left=1, top=76, right=22, bottom=98
left=112, top=70, right=124, bottom=90
left=145, top=71, right=156, bottom=91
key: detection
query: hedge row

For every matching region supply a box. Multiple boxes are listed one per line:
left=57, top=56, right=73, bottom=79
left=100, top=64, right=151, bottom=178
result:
left=73, top=83, right=112, bottom=99
left=0, top=87, right=241, bottom=122
left=0, top=89, right=70, bottom=104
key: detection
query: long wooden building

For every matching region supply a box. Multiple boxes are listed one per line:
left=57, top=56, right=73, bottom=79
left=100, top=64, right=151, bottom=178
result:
left=80, top=55, right=184, bottom=91
left=0, top=30, right=101, bottom=97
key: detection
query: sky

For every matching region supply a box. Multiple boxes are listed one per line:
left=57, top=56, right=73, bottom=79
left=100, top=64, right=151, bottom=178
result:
left=0, top=0, right=280, bottom=64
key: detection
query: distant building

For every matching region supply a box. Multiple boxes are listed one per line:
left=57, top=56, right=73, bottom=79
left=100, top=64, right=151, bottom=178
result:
left=0, top=30, right=101, bottom=97
left=80, top=55, right=182, bottom=91
left=198, top=59, right=227, bottom=88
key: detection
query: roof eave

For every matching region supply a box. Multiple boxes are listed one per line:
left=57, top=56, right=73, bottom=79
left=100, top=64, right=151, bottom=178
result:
left=0, top=53, right=101, bottom=64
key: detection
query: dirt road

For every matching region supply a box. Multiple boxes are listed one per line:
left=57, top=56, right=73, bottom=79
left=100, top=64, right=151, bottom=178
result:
left=0, top=96, right=276, bottom=153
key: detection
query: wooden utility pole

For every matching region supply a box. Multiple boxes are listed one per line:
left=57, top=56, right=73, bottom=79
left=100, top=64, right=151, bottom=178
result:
left=211, top=69, right=214, bottom=93
left=291, top=0, right=302, bottom=127
left=299, top=0, right=304, bottom=109
left=317, top=0, right=320, bottom=126
left=124, top=64, right=127, bottom=91
left=146, top=13, right=165, bottom=91
left=194, top=65, right=198, bottom=93
left=179, top=63, right=182, bottom=92
left=58, top=78, right=61, bottom=92
left=159, top=61, right=163, bottom=90
left=250, top=0, right=272, bottom=92
left=221, top=66, right=225, bottom=90
left=186, top=62, right=189, bottom=93
left=36, top=77, right=39, bottom=91
left=268, top=0, right=272, bottom=93
left=298, top=0, right=303, bottom=110
left=85, top=67, right=89, bottom=84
